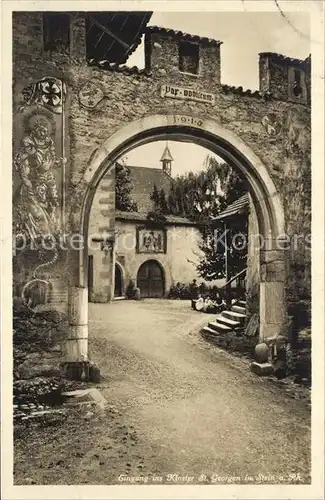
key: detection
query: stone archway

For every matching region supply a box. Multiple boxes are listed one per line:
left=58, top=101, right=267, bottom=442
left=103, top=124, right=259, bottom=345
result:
left=137, top=259, right=165, bottom=298
left=67, top=114, right=287, bottom=365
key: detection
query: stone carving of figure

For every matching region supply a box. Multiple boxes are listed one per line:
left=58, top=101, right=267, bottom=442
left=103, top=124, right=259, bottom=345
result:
left=14, top=116, right=62, bottom=240
left=149, top=231, right=157, bottom=252
left=143, top=231, right=152, bottom=251
left=141, top=230, right=163, bottom=252
left=155, top=233, right=162, bottom=252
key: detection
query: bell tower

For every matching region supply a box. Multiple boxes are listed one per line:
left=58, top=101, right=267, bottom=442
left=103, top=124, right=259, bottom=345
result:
left=160, top=143, right=173, bottom=176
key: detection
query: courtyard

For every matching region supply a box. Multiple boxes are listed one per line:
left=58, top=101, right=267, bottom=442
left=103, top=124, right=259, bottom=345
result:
left=15, top=300, right=311, bottom=485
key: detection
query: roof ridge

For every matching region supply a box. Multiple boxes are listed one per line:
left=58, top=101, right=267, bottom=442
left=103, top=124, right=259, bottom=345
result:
left=128, top=165, right=163, bottom=170
left=221, top=84, right=267, bottom=98
left=127, top=165, right=175, bottom=180
left=259, top=52, right=310, bottom=66
left=212, top=193, right=249, bottom=221
left=87, top=59, right=152, bottom=76
left=146, top=25, right=223, bottom=47
left=115, top=210, right=200, bottom=226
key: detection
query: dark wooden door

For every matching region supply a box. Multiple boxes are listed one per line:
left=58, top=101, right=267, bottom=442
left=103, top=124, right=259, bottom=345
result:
left=137, top=260, right=164, bottom=298
left=114, top=264, right=122, bottom=297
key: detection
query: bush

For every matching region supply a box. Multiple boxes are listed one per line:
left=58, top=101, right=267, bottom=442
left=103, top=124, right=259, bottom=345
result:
left=288, top=300, right=311, bottom=345
left=201, top=328, right=259, bottom=359
left=146, top=210, right=167, bottom=224
left=168, top=281, right=224, bottom=300
left=126, top=280, right=136, bottom=299
left=168, top=282, right=190, bottom=300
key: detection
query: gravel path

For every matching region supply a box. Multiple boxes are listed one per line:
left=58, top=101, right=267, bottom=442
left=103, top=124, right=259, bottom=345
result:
left=14, top=299, right=311, bottom=485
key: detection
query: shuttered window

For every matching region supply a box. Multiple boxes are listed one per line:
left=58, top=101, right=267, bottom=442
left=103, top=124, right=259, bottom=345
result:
left=179, top=41, right=199, bottom=75
left=43, top=13, right=70, bottom=52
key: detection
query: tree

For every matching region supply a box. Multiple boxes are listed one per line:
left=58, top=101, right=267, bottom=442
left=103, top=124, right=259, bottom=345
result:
left=149, top=154, right=248, bottom=281
left=115, top=162, right=138, bottom=212
left=175, top=184, right=184, bottom=216
left=148, top=155, right=248, bottom=281
left=197, top=216, right=248, bottom=281
left=150, top=184, right=160, bottom=209
left=196, top=156, right=248, bottom=281
left=159, top=188, right=169, bottom=214
left=146, top=210, right=167, bottom=225
left=167, top=183, right=177, bottom=214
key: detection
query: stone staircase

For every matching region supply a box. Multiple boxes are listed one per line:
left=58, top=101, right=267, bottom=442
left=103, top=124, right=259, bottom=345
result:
left=201, top=300, right=247, bottom=337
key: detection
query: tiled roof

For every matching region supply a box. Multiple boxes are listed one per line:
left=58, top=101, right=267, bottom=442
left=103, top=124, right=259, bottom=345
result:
left=87, top=59, right=152, bottom=76
left=116, top=210, right=198, bottom=226
left=221, top=84, right=270, bottom=98
left=259, top=52, right=310, bottom=67
left=146, top=26, right=223, bottom=47
left=212, top=193, right=249, bottom=221
left=160, top=145, right=173, bottom=162
left=127, top=166, right=174, bottom=213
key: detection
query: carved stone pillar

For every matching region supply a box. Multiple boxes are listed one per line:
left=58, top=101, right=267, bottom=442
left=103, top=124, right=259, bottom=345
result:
left=66, top=286, right=88, bottom=360
left=61, top=286, right=91, bottom=380
left=259, top=247, right=287, bottom=341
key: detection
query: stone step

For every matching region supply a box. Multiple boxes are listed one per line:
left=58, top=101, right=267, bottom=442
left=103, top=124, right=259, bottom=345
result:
left=237, top=300, right=246, bottom=308
left=208, top=321, right=232, bottom=334
left=217, top=315, right=241, bottom=329
left=222, top=310, right=246, bottom=325
left=201, top=326, right=221, bottom=337
left=231, top=305, right=246, bottom=314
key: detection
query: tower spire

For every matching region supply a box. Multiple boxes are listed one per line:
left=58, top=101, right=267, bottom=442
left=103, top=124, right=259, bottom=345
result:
left=160, top=142, right=173, bottom=176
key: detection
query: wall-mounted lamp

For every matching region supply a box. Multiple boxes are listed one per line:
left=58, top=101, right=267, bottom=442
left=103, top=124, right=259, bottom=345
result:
left=101, top=239, right=114, bottom=257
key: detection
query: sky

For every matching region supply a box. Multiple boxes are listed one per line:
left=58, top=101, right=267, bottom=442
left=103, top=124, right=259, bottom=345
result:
left=121, top=11, right=310, bottom=177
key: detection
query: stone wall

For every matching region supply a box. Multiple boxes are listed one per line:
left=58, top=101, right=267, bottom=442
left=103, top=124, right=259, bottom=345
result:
left=88, top=167, right=115, bottom=302
left=259, top=52, right=311, bottom=104
left=146, top=28, right=221, bottom=84
left=12, top=12, right=311, bottom=316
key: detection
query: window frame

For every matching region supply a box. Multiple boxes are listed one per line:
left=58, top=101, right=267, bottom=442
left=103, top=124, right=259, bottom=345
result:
left=178, top=40, right=200, bottom=76
left=288, top=66, right=307, bottom=102
left=43, top=12, right=71, bottom=53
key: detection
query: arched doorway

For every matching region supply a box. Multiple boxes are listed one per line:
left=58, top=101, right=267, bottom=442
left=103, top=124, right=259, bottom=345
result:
left=114, top=263, right=123, bottom=298
left=73, top=114, right=287, bottom=364
left=137, top=260, right=165, bottom=298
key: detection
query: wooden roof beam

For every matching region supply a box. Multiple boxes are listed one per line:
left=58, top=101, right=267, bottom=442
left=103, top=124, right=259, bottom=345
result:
left=88, top=16, right=130, bottom=50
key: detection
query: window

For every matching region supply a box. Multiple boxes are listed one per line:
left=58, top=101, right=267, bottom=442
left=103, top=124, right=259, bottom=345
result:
left=293, top=69, right=302, bottom=97
left=43, top=13, right=70, bottom=53
left=179, top=41, right=199, bottom=75
left=288, top=66, right=307, bottom=102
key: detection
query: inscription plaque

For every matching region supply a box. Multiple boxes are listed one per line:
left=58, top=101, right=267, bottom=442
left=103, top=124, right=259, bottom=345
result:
left=161, top=84, right=215, bottom=105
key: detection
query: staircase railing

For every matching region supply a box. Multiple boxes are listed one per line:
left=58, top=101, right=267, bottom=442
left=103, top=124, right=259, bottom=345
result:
left=221, top=267, right=247, bottom=308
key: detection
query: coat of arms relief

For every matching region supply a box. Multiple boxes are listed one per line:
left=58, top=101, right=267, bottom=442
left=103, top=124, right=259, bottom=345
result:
left=261, top=109, right=310, bottom=155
